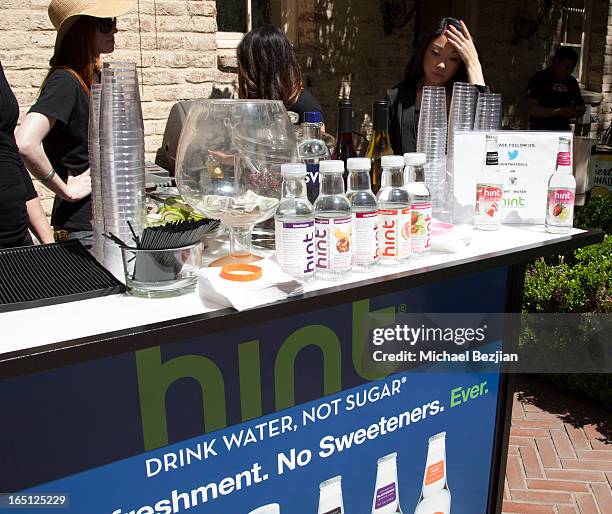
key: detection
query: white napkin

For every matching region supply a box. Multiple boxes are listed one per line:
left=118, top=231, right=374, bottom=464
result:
left=431, top=226, right=475, bottom=253
left=197, top=258, right=303, bottom=311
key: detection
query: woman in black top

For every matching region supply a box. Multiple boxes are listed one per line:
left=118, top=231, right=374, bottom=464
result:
left=237, top=25, right=324, bottom=124
left=17, top=1, right=135, bottom=248
left=0, top=62, right=53, bottom=248
left=387, top=18, right=486, bottom=155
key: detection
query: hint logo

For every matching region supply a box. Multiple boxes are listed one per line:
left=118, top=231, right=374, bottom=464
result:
left=508, top=150, right=519, bottom=161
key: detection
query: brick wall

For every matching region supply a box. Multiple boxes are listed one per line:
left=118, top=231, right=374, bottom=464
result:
left=1, top=0, right=230, bottom=214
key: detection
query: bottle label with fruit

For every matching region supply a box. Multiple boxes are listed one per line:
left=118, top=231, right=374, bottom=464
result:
left=275, top=220, right=315, bottom=278
left=379, top=208, right=411, bottom=261
left=315, top=217, right=352, bottom=272
left=410, top=203, right=432, bottom=254
left=475, top=183, right=503, bottom=220
left=352, top=211, right=379, bottom=265
left=547, top=188, right=574, bottom=225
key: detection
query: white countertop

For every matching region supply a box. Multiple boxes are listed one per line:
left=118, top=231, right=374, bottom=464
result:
left=0, top=225, right=588, bottom=357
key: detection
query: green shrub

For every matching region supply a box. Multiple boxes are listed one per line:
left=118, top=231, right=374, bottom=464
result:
left=522, top=235, right=612, bottom=313
left=522, top=196, right=612, bottom=410
left=574, top=195, right=612, bottom=232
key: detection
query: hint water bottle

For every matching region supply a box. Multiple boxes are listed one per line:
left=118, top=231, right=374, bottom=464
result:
left=404, top=153, right=432, bottom=259
left=546, top=136, right=576, bottom=233
left=347, top=157, right=379, bottom=272
left=314, top=160, right=352, bottom=280
left=474, top=134, right=504, bottom=230
left=377, top=155, right=412, bottom=265
left=298, top=111, right=330, bottom=204
left=275, top=163, right=315, bottom=282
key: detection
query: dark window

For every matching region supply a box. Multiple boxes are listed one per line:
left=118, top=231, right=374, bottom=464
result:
left=216, top=0, right=271, bottom=32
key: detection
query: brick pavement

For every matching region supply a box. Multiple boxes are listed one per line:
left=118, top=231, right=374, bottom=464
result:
left=502, top=376, right=612, bottom=514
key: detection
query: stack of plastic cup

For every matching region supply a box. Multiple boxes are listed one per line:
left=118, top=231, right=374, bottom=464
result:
left=99, top=62, right=146, bottom=278
left=474, top=92, right=502, bottom=131
left=447, top=82, right=477, bottom=222
left=89, top=83, right=103, bottom=260
left=417, top=86, right=447, bottom=219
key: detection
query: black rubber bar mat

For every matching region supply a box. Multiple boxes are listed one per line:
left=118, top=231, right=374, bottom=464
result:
left=0, top=240, right=125, bottom=313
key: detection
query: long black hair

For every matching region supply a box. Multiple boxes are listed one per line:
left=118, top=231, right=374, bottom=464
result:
left=237, top=25, right=303, bottom=107
left=404, top=17, right=468, bottom=88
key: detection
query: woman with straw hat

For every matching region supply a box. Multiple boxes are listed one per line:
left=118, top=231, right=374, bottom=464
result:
left=17, top=0, right=135, bottom=248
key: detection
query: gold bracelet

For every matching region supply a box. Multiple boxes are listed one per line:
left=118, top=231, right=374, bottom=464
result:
left=40, top=169, right=56, bottom=183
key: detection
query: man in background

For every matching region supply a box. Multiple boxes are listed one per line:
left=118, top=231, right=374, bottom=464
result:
left=526, top=47, right=585, bottom=131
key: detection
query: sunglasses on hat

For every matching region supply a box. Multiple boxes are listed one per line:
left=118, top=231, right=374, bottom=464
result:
left=97, top=18, right=117, bottom=34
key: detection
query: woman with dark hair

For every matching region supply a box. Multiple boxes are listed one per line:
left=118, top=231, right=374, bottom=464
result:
left=387, top=17, right=486, bottom=154
left=237, top=25, right=324, bottom=123
left=17, top=0, right=135, bottom=248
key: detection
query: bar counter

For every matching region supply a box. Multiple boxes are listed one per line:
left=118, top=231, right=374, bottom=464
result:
left=0, top=224, right=603, bottom=514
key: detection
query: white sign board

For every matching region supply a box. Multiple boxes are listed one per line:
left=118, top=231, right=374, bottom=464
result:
left=453, top=131, right=572, bottom=224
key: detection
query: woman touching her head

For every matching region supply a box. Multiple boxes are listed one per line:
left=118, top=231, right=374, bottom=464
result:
left=387, top=17, right=486, bottom=155
left=17, top=0, right=135, bottom=248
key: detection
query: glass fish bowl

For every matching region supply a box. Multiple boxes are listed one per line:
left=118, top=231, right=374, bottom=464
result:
left=175, top=100, right=298, bottom=266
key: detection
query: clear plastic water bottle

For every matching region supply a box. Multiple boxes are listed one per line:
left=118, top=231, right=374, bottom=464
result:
left=377, top=155, right=412, bottom=265
left=275, top=163, right=315, bottom=282
left=314, top=160, right=352, bottom=280
left=298, top=111, right=330, bottom=204
left=404, top=152, right=432, bottom=259
left=474, top=134, right=504, bottom=231
left=546, top=136, right=576, bottom=234
left=347, top=157, right=379, bottom=272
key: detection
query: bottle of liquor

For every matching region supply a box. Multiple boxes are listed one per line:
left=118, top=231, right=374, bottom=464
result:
left=274, top=163, right=315, bottom=282
left=474, top=134, right=504, bottom=231
left=546, top=136, right=576, bottom=233
left=318, top=476, right=345, bottom=514
left=298, top=111, right=330, bottom=204
left=347, top=157, right=379, bottom=272
left=404, top=153, right=432, bottom=258
left=313, top=160, right=352, bottom=280
left=366, top=100, right=394, bottom=193
left=414, top=432, right=451, bottom=514
left=371, top=452, right=403, bottom=514
left=331, top=99, right=357, bottom=180
left=377, top=155, right=411, bottom=265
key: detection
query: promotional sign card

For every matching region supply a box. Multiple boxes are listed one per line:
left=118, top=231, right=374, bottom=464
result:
left=453, top=131, right=572, bottom=224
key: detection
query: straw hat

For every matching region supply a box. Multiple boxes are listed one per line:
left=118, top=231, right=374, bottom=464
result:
left=48, top=0, right=136, bottom=58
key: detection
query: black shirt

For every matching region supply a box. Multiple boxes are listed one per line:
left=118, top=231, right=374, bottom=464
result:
left=287, top=89, right=324, bottom=124
left=0, top=62, right=37, bottom=248
left=29, top=69, right=91, bottom=230
left=386, top=81, right=419, bottom=155
left=527, top=69, right=584, bottom=131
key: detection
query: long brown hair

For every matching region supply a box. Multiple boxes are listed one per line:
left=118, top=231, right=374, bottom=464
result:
left=237, top=25, right=302, bottom=107
left=44, top=16, right=101, bottom=95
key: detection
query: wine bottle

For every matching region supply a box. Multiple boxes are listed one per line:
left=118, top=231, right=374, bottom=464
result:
left=331, top=99, right=357, bottom=181
left=366, top=100, right=394, bottom=193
